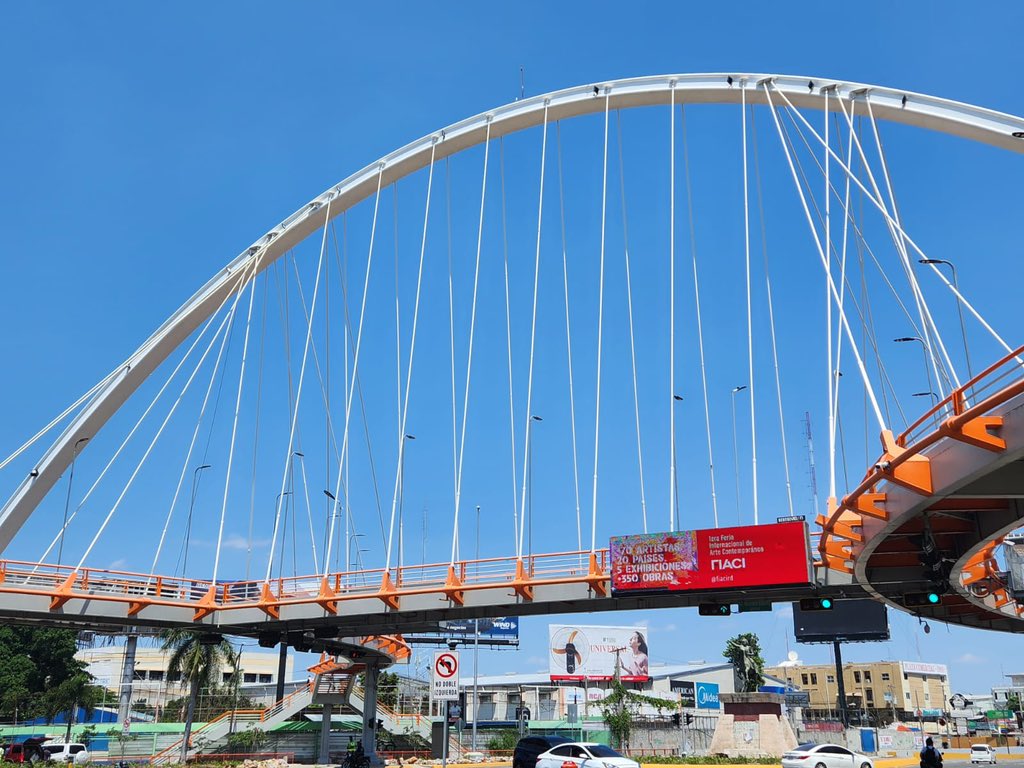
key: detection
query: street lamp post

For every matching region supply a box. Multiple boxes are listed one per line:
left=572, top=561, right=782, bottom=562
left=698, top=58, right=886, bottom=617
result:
left=57, top=436, right=89, bottom=566
left=895, top=337, right=937, bottom=401
left=919, top=258, right=972, bottom=379
left=182, top=464, right=212, bottom=573
left=730, top=386, right=747, bottom=523
left=323, top=490, right=337, bottom=571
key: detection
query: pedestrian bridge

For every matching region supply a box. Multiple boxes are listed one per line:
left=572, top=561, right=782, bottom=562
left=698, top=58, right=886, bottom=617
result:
left=2, top=71, right=1023, bottom=648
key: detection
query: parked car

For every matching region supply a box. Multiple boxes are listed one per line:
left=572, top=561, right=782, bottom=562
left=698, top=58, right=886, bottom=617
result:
left=781, top=743, right=873, bottom=768
left=971, top=744, right=996, bottom=764
left=535, top=742, right=639, bottom=768
left=3, top=737, right=50, bottom=763
left=513, top=736, right=572, bottom=768
left=42, top=743, right=90, bottom=765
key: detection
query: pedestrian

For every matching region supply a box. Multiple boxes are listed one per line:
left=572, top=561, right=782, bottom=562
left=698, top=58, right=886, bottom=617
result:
left=920, top=737, right=943, bottom=768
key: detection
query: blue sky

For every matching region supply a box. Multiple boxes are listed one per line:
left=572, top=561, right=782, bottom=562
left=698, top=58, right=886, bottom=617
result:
left=2, top=2, right=1024, bottom=695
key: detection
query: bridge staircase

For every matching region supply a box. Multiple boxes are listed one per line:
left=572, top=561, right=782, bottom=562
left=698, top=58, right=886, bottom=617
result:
left=150, top=681, right=313, bottom=764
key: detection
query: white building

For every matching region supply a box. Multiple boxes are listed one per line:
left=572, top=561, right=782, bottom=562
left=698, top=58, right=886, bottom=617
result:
left=78, top=645, right=295, bottom=707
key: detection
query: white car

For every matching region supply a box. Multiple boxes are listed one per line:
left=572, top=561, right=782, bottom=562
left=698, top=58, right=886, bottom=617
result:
left=42, top=743, right=90, bottom=765
left=970, top=744, right=996, bottom=764
left=782, top=743, right=873, bottom=768
left=536, top=742, right=639, bottom=768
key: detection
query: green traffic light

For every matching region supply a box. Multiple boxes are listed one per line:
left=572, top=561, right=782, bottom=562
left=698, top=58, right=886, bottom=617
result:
left=927, top=593, right=940, bottom=604
left=821, top=598, right=833, bottom=609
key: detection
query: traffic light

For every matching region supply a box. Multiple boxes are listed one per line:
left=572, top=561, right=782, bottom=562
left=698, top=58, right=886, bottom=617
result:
left=903, top=591, right=942, bottom=607
left=698, top=603, right=731, bottom=616
left=799, top=597, right=834, bottom=611
left=686, top=713, right=694, bottom=725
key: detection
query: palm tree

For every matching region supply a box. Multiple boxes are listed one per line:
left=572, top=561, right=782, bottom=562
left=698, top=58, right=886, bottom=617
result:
left=42, top=672, right=102, bottom=741
left=162, top=630, right=238, bottom=763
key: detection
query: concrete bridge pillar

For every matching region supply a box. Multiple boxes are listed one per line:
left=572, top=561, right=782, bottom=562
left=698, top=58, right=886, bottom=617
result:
left=320, top=702, right=333, bottom=763
left=117, top=634, right=138, bottom=726
left=276, top=640, right=288, bottom=702
left=361, top=661, right=381, bottom=765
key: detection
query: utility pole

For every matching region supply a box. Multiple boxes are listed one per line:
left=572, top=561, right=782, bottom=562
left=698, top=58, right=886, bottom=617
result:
left=833, top=640, right=848, bottom=728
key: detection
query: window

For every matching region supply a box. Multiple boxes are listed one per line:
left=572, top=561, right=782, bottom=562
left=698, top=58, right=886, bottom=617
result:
left=259, top=674, right=273, bottom=683
left=587, top=746, right=624, bottom=759
left=244, top=673, right=258, bottom=683
left=149, top=670, right=164, bottom=681
left=133, top=670, right=146, bottom=681
left=222, top=672, right=234, bottom=683
left=866, top=689, right=874, bottom=702
left=827, top=675, right=835, bottom=684
left=906, top=692, right=911, bottom=701
left=882, top=673, right=891, bottom=682
left=69, top=746, right=84, bottom=755
left=167, top=671, right=182, bottom=682
left=854, top=671, right=861, bottom=684
left=864, top=671, right=872, bottom=683
left=810, top=673, right=818, bottom=685
left=802, top=674, right=809, bottom=686
left=904, top=672, right=909, bottom=680
left=549, top=747, right=573, bottom=758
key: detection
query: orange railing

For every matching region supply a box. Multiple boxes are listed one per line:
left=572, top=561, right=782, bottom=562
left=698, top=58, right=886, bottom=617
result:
left=0, top=547, right=609, bottom=622
left=818, top=343, right=1024, bottom=617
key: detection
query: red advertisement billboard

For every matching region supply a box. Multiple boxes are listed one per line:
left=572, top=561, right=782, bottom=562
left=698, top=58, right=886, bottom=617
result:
left=610, top=521, right=811, bottom=594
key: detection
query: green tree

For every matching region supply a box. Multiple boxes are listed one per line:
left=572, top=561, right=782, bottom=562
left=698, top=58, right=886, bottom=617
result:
left=162, top=629, right=237, bottom=762
left=723, top=633, right=765, bottom=693
left=39, top=671, right=104, bottom=739
left=598, top=679, right=676, bottom=749
left=1007, top=693, right=1021, bottom=713
left=0, top=627, right=87, bottom=722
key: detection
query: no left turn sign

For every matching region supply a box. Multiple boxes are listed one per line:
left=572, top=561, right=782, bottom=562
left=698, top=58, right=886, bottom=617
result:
left=432, top=650, right=460, bottom=700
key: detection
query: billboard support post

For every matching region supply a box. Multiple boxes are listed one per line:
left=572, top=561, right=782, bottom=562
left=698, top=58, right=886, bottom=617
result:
left=833, top=639, right=848, bottom=728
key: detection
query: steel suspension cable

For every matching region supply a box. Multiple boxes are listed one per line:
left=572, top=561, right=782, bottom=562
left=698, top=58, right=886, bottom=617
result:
left=385, top=140, right=437, bottom=573
left=82, top=260, right=260, bottom=573
left=555, top=121, right=583, bottom=551
left=741, top=83, right=759, bottom=525
left=865, top=98, right=959, bottom=393
left=669, top=82, right=678, bottom=531
left=588, top=89, right=610, bottom=553
left=764, top=85, right=887, bottom=433
left=446, top=158, right=458, bottom=566
left=518, top=101, right=550, bottom=559
left=748, top=104, right=794, bottom=517
left=319, top=167, right=385, bottom=575
left=824, top=89, right=836, bottom=502
left=41, top=289, right=232, bottom=566
left=265, top=194, right=333, bottom=581
left=212, top=239, right=273, bottom=584
left=615, top=110, right=648, bottom=533
left=776, top=88, right=1015, bottom=359
left=329, top=218, right=386, bottom=551
left=499, top=137, right=520, bottom=551
left=245, top=269, right=270, bottom=580
left=680, top=104, right=720, bottom=528
left=450, top=122, right=491, bottom=565
left=776, top=107, right=911, bottom=428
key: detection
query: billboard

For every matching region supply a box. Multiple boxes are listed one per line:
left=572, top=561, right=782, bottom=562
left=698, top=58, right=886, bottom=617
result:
left=549, top=624, right=649, bottom=682
left=440, top=617, right=519, bottom=642
left=610, top=521, right=811, bottom=594
left=793, top=599, right=890, bottom=644
left=695, top=682, right=720, bottom=710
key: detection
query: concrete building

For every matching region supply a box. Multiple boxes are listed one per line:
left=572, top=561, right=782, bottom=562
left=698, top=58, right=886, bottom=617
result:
left=457, top=662, right=736, bottom=725
left=992, top=673, right=1024, bottom=708
left=765, top=660, right=952, bottom=724
left=78, top=645, right=295, bottom=708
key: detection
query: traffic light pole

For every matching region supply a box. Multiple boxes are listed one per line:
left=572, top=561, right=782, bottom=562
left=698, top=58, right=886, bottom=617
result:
left=833, top=640, right=848, bottom=728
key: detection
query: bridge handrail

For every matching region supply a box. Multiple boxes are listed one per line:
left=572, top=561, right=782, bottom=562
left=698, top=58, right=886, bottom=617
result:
left=0, top=547, right=610, bottom=619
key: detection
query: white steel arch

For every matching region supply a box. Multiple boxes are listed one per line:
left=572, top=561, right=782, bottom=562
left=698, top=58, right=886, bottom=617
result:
left=3, top=72, right=1024, bottom=554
